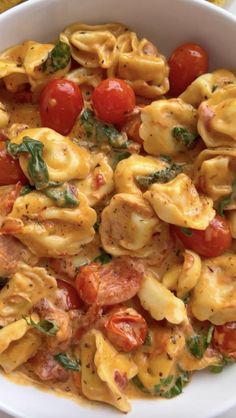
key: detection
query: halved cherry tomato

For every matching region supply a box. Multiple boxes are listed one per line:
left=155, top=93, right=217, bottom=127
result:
left=76, top=257, right=142, bottom=306
left=171, top=215, right=232, bottom=258
left=92, top=78, right=136, bottom=125
left=213, top=323, right=236, bottom=359
left=104, top=308, right=147, bottom=352
left=57, top=279, right=82, bottom=311
left=168, top=43, right=208, bottom=97
left=121, top=112, right=143, bottom=145
left=0, top=142, right=28, bottom=185
left=39, top=79, right=84, bottom=135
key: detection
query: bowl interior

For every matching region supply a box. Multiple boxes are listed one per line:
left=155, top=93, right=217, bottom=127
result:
left=0, top=0, right=236, bottom=417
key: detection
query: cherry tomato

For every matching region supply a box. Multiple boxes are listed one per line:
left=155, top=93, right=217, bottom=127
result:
left=104, top=308, right=147, bottom=352
left=213, top=323, right=236, bottom=359
left=57, top=279, right=82, bottom=310
left=121, top=112, right=143, bottom=145
left=39, top=79, right=84, bottom=135
left=171, top=215, right=232, bottom=258
left=168, top=43, right=208, bottom=96
left=92, top=78, right=136, bottom=125
left=76, top=258, right=142, bottom=306
left=0, top=142, right=28, bottom=185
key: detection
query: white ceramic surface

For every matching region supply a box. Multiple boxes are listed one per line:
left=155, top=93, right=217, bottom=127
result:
left=0, top=0, right=236, bottom=417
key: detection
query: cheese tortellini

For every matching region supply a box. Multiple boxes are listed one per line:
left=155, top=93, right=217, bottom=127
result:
left=0, top=315, right=38, bottom=354
left=140, top=99, right=198, bottom=156
left=138, top=273, right=187, bottom=324
left=0, top=264, right=57, bottom=325
left=162, top=250, right=201, bottom=298
left=74, top=152, right=114, bottom=206
left=61, top=23, right=169, bottom=99
left=198, top=85, right=236, bottom=148
left=194, top=148, right=236, bottom=202
left=2, top=189, right=97, bottom=257
left=144, top=173, right=215, bottom=229
left=100, top=193, right=170, bottom=259
left=191, top=255, right=236, bottom=324
left=180, top=69, right=236, bottom=108
left=10, top=128, right=91, bottom=183
left=0, top=41, right=71, bottom=93
left=0, top=102, right=9, bottom=128
left=80, top=330, right=137, bottom=413
left=114, top=154, right=167, bottom=195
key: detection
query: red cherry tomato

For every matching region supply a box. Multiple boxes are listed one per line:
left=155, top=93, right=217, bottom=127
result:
left=39, top=79, right=84, bottom=135
left=76, top=258, right=142, bottom=306
left=104, top=308, right=147, bottom=352
left=168, top=43, right=208, bottom=96
left=171, top=215, right=232, bottom=258
left=57, top=279, right=82, bottom=310
left=92, top=78, right=136, bottom=125
left=121, top=112, right=143, bottom=145
left=213, top=323, right=236, bottom=359
left=0, top=142, right=28, bottom=185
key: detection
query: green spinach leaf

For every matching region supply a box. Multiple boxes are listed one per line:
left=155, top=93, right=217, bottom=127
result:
left=217, top=179, right=236, bottom=216
left=43, top=183, right=79, bottom=208
left=186, top=326, right=214, bottom=359
left=24, top=316, right=58, bottom=336
left=7, top=136, right=49, bottom=190
left=135, top=160, right=183, bottom=189
left=172, top=127, right=199, bottom=149
left=42, top=41, right=71, bottom=74
left=54, top=353, right=80, bottom=371
left=94, top=248, right=112, bottom=264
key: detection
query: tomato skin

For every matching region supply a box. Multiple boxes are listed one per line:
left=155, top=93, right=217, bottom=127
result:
left=76, top=258, right=142, bottom=306
left=121, top=112, right=143, bottom=145
left=39, top=79, right=84, bottom=135
left=0, top=142, right=28, bottom=185
left=168, top=43, right=208, bottom=97
left=57, top=279, right=82, bottom=310
left=104, top=308, right=147, bottom=352
left=171, top=215, right=232, bottom=258
left=92, top=78, right=136, bottom=125
left=213, top=323, right=236, bottom=359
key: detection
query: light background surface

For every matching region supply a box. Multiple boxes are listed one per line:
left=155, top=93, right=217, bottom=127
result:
left=0, top=0, right=236, bottom=417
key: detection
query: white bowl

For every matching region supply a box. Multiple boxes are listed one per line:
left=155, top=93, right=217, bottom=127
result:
left=0, top=0, right=236, bottom=417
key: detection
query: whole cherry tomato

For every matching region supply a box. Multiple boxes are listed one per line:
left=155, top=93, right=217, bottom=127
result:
left=57, top=279, right=82, bottom=310
left=39, top=79, right=84, bottom=135
left=171, top=215, right=232, bottom=258
left=0, top=142, right=28, bottom=185
left=92, top=78, right=136, bottom=125
left=168, top=43, right=208, bottom=96
left=213, top=322, right=236, bottom=359
left=104, top=308, right=147, bottom=352
left=75, top=258, right=142, bottom=306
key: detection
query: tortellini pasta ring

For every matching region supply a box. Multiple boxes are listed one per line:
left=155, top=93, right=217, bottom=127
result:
left=10, top=127, right=91, bottom=183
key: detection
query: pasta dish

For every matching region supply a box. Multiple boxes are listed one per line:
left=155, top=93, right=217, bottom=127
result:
left=0, top=22, right=235, bottom=413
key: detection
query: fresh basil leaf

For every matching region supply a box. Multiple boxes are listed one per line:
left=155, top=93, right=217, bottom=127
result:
left=43, top=183, right=79, bottom=208
left=172, top=127, right=199, bottom=149
left=42, top=41, right=71, bottom=74
left=180, top=227, right=192, bottom=237
left=217, top=178, right=236, bottom=216
left=135, top=161, right=182, bottom=189
left=143, top=330, right=153, bottom=347
left=94, top=248, right=112, bottom=264
left=7, top=137, right=49, bottom=190
left=54, top=352, right=80, bottom=371
left=186, top=326, right=214, bottom=359
left=20, top=185, right=34, bottom=196
left=80, top=108, right=128, bottom=148
left=24, top=316, right=58, bottom=336
left=0, top=277, right=8, bottom=290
